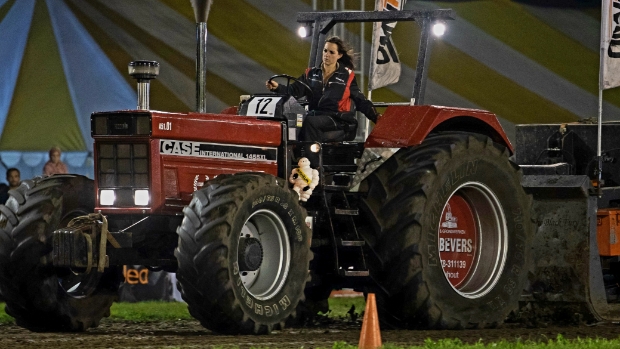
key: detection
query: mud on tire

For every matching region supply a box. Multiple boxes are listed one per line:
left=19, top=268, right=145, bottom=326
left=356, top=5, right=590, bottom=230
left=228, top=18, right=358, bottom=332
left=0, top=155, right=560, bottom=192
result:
left=175, top=173, right=312, bottom=334
left=0, top=175, right=120, bottom=331
left=361, top=132, right=533, bottom=329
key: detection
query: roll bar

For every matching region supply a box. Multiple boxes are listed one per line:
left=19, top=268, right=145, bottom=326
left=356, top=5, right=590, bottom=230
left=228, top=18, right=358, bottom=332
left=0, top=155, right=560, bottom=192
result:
left=297, top=9, right=455, bottom=105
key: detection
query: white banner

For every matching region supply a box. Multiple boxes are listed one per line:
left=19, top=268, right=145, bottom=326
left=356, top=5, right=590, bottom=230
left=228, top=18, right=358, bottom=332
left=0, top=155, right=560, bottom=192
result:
left=368, top=0, right=406, bottom=91
left=601, top=0, right=620, bottom=90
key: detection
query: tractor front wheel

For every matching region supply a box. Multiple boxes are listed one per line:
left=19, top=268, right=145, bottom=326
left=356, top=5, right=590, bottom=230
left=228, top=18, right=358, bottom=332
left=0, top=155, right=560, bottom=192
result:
left=0, top=176, right=120, bottom=331
left=175, top=173, right=312, bottom=334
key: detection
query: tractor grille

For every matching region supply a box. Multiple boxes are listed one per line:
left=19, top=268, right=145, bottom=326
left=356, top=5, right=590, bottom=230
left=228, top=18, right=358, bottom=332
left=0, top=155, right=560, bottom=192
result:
left=91, top=112, right=151, bottom=136
left=98, top=143, right=149, bottom=189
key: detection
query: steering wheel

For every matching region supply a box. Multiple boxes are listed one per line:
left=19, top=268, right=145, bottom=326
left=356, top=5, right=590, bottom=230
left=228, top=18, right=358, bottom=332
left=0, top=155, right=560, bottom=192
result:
left=268, top=74, right=314, bottom=101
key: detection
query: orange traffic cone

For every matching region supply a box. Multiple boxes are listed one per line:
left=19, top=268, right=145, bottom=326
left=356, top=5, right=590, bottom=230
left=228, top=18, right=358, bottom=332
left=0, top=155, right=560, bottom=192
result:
left=359, top=293, right=382, bottom=349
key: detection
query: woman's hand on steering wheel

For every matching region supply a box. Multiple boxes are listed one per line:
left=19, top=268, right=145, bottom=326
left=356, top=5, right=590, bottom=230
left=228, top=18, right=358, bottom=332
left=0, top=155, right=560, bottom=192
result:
left=267, top=74, right=314, bottom=101
left=266, top=80, right=279, bottom=91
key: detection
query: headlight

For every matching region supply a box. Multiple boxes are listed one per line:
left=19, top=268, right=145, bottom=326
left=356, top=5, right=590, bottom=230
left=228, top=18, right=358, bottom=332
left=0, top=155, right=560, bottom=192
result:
left=100, top=190, right=116, bottom=206
left=134, top=189, right=150, bottom=206
left=433, top=22, right=446, bottom=37
left=310, top=143, right=321, bottom=153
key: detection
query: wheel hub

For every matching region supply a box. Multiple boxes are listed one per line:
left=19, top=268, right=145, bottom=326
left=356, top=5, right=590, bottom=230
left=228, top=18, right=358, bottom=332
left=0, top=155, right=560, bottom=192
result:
left=238, top=209, right=291, bottom=301
left=238, top=237, right=263, bottom=272
left=438, top=196, right=477, bottom=288
left=438, top=182, right=508, bottom=299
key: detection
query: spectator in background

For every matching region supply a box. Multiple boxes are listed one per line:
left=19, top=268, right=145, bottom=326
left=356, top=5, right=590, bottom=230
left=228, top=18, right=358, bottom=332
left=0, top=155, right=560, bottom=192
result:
left=43, top=146, right=69, bottom=176
left=0, top=168, right=20, bottom=204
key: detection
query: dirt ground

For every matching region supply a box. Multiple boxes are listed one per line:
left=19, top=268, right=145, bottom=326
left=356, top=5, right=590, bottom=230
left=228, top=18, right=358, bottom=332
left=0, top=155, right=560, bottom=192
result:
left=2, top=319, right=620, bottom=349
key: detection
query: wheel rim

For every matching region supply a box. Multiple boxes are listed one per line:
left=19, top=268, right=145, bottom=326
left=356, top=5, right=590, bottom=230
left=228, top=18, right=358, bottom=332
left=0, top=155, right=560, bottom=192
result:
left=58, top=269, right=102, bottom=298
left=437, top=182, right=508, bottom=299
left=238, top=209, right=291, bottom=301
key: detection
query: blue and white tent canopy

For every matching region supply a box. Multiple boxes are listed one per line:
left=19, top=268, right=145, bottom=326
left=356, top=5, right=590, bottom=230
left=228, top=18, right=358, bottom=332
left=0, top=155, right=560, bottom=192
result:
left=0, top=0, right=618, bottom=180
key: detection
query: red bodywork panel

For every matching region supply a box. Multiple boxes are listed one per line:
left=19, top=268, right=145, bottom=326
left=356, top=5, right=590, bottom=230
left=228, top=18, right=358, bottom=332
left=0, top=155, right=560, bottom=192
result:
left=366, top=105, right=512, bottom=152
left=95, top=111, right=282, bottom=215
left=150, top=111, right=281, bottom=145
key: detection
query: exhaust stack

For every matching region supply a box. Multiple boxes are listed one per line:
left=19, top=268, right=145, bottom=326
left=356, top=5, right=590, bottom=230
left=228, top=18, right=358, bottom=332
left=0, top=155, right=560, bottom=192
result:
left=191, top=0, right=213, bottom=113
left=128, top=60, right=160, bottom=110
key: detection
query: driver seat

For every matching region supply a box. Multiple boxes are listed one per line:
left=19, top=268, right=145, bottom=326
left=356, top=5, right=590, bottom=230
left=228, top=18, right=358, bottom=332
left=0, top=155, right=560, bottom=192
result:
left=323, top=101, right=358, bottom=142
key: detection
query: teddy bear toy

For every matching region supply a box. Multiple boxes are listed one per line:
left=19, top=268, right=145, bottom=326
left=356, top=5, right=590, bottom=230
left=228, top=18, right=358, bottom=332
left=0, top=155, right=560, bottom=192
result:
left=289, top=157, right=319, bottom=202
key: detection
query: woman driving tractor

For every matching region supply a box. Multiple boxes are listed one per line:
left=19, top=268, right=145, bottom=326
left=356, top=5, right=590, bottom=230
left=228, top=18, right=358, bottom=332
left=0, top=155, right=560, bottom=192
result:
left=266, top=36, right=380, bottom=166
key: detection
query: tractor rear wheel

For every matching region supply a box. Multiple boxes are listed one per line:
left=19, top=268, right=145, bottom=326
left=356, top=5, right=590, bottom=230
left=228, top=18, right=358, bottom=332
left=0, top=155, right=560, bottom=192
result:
left=0, top=176, right=120, bottom=331
left=361, top=132, right=532, bottom=329
left=175, top=173, right=312, bottom=334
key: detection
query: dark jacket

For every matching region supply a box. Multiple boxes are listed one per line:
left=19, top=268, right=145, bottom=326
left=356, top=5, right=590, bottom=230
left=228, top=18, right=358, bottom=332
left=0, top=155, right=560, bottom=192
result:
left=276, top=64, right=378, bottom=123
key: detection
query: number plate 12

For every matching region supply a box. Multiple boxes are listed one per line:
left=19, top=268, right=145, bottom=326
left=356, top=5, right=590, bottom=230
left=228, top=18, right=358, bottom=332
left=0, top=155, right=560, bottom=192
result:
left=246, top=97, right=282, bottom=117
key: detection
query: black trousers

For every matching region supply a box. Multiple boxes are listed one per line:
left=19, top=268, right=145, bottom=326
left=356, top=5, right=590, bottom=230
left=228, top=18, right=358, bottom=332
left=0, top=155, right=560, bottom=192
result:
left=299, top=113, right=341, bottom=168
left=299, top=113, right=341, bottom=142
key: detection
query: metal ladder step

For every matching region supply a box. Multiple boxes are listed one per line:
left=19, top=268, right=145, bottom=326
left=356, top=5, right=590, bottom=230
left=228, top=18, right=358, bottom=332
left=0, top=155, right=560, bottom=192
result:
left=338, top=239, right=365, bottom=247
left=324, top=184, right=350, bottom=191
left=341, top=270, right=370, bottom=277
left=334, top=208, right=358, bottom=215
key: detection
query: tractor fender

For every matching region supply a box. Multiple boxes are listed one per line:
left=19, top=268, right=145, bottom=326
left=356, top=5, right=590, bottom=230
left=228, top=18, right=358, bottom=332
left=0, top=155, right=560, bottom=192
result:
left=365, top=105, right=512, bottom=153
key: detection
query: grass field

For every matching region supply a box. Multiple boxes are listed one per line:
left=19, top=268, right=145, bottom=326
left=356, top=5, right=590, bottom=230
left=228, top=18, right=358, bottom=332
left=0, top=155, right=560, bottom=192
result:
left=2, top=298, right=620, bottom=348
left=107, top=296, right=366, bottom=322
left=0, top=297, right=366, bottom=324
left=330, top=337, right=620, bottom=349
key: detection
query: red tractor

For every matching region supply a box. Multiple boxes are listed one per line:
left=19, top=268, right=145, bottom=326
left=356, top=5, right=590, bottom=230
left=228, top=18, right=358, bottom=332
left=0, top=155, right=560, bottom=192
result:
left=2, top=6, right=612, bottom=334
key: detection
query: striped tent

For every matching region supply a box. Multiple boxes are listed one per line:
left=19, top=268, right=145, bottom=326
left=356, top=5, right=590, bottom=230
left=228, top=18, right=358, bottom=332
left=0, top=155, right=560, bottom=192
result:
left=0, top=0, right=617, bottom=180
